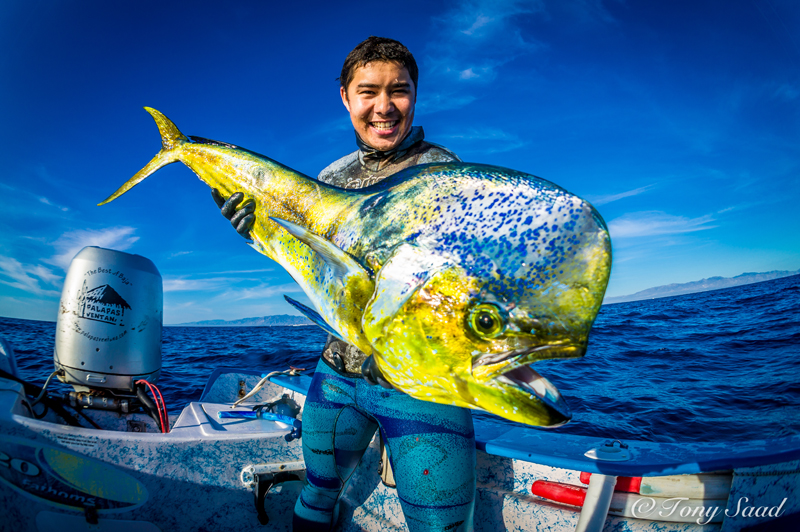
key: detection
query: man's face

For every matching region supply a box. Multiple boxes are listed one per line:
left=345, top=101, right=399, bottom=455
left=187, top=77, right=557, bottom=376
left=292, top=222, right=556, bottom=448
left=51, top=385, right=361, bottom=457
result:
left=341, top=61, right=416, bottom=152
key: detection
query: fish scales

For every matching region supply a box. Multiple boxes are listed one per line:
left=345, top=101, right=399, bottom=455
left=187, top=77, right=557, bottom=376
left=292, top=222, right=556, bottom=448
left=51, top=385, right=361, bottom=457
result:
left=100, top=108, right=612, bottom=426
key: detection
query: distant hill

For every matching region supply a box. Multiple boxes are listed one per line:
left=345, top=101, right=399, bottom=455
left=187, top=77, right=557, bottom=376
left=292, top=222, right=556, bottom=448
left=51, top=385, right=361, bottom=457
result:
left=173, top=314, right=313, bottom=327
left=604, top=269, right=800, bottom=304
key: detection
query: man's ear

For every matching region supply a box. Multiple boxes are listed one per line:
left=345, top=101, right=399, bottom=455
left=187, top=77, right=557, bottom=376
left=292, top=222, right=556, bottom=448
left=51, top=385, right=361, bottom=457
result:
left=340, top=86, right=351, bottom=113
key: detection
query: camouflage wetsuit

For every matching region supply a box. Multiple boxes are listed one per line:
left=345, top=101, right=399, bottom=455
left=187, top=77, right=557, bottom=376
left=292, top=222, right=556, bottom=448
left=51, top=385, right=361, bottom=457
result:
left=293, top=128, right=477, bottom=532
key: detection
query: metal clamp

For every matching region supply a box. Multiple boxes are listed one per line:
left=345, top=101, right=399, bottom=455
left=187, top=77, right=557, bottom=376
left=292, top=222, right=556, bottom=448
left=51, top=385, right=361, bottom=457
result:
left=241, top=461, right=305, bottom=525
left=241, top=460, right=305, bottom=487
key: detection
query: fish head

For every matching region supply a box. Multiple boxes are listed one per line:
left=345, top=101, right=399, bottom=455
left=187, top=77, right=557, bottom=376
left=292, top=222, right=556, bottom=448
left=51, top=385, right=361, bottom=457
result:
left=362, top=167, right=611, bottom=426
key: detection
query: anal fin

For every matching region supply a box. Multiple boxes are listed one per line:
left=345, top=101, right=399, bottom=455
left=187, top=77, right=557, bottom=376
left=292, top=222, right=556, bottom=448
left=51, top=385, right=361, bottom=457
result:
left=283, top=295, right=345, bottom=341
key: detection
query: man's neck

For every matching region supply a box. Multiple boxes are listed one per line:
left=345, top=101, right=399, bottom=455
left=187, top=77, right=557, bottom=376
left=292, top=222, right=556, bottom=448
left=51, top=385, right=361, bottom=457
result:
left=356, top=127, right=424, bottom=165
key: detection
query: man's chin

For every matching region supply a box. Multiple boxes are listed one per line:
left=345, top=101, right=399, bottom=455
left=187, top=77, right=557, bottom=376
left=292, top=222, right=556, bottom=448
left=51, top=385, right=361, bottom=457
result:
left=363, top=126, right=410, bottom=152
left=365, top=135, right=400, bottom=151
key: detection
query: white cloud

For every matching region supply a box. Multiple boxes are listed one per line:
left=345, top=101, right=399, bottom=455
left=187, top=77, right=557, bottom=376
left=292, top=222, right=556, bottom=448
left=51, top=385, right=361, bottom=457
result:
left=163, top=276, right=303, bottom=299
left=0, top=257, right=62, bottom=297
left=556, top=0, right=620, bottom=25
left=462, top=13, right=493, bottom=35
left=162, top=275, right=262, bottom=293
left=427, top=0, right=544, bottom=84
left=223, top=282, right=305, bottom=301
left=46, top=227, right=139, bottom=270
left=416, top=0, right=546, bottom=114
left=30, top=264, right=61, bottom=286
left=586, top=185, right=654, bottom=206
left=416, top=94, right=478, bottom=116
left=38, top=196, right=69, bottom=212
left=608, top=211, right=717, bottom=239
left=440, top=127, right=527, bottom=154
left=419, top=0, right=621, bottom=113
left=773, top=83, right=799, bottom=101
left=163, top=277, right=225, bottom=293
left=435, top=0, right=544, bottom=41
left=204, top=268, right=275, bottom=275
left=162, top=267, right=280, bottom=293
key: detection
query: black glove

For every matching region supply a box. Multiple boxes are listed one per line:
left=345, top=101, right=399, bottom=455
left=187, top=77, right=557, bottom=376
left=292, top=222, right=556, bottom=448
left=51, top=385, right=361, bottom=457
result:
left=211, top=188, right=255, bottom=239
left=361, top=355, right=395, bottom=390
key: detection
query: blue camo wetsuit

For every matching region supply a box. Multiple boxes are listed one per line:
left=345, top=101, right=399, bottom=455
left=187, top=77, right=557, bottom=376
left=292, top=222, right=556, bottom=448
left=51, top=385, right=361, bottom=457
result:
left=294, top=360, right=476, bottom=531
left=293, top=130, right=476, bottom=531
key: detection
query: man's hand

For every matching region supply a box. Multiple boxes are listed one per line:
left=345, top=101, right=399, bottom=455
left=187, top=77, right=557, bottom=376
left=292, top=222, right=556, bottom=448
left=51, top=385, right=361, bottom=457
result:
left=361, top=355, right=395, bottom=390
left=211, top=188, right=255, bottom=239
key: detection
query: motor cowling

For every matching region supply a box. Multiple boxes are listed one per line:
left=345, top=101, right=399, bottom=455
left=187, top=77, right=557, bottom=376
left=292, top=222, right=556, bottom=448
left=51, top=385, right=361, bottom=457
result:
left=55, top=246, right=162, bottom=393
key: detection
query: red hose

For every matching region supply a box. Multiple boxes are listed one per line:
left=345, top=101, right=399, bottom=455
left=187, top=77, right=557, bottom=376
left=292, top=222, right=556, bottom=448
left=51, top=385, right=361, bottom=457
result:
left=580, top=472, right=642, bottom=493
left=531, top=480, right=587, bottom=507
left=136, top=379, right=169, bottom=433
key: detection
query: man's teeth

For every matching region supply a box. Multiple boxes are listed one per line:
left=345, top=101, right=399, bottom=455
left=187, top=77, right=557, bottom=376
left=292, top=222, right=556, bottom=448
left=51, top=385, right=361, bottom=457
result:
left=371, top=121, right=398, bottom=130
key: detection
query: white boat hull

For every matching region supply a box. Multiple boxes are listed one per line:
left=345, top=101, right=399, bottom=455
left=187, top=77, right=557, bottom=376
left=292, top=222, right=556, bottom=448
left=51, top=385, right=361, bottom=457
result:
left=1, top=366, right=798, bottom=532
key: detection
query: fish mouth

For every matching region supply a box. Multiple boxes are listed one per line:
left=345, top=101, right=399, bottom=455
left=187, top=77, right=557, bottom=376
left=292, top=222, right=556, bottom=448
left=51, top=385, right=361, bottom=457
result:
left=495, top=365, right=571, bottom=424
left=473, top=344, right=583, bottom=426
left=473, top=343, right=585, bottom=377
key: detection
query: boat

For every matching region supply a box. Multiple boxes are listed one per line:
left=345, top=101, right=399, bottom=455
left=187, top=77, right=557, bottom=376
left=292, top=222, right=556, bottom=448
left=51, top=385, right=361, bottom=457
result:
left=1, top=247, right=798, bottom=531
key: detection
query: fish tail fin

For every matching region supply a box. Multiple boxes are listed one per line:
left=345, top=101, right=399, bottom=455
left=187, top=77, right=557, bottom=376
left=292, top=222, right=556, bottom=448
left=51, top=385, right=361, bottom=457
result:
left=97, top=107, right=187, bottom=206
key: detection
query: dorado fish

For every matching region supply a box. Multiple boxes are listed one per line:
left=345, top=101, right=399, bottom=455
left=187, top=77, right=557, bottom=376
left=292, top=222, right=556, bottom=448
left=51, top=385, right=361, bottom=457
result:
left=100, top=107, right=612, bottom=426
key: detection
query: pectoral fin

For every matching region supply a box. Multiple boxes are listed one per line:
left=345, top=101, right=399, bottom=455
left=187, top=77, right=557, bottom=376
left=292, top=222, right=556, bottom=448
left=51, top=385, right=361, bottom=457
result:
left=270, top=216, right=374, bottom=310
left=283, top=295, right=346, bottom=341
left=362, top=243, right=454, bottom=349
left=272, top=217, right=375, bottom=354
left=269, top=217, right=371, bottom=280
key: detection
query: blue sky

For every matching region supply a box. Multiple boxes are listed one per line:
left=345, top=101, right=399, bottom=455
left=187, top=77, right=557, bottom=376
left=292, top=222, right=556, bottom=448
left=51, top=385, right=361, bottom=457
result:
left=1, top=0, right=798, bottom=324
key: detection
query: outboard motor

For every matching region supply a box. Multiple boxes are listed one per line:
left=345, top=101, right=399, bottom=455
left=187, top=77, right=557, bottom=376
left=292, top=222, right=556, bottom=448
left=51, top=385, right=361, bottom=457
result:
left=55, top=246, right=163, bottom=394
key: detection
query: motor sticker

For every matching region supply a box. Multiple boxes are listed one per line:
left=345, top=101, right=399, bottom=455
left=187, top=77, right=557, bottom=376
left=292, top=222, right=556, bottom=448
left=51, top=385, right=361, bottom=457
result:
left=77, top=280, right=131, bottom=327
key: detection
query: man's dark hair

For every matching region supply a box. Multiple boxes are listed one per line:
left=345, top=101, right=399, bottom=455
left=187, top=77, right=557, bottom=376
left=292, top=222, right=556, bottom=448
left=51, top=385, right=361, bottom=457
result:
left=340, top=36, right=419, bottom=92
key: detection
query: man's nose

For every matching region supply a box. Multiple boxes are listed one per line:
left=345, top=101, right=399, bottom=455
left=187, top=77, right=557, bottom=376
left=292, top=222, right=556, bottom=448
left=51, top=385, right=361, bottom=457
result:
left=374, top=91, right=395, bottom=115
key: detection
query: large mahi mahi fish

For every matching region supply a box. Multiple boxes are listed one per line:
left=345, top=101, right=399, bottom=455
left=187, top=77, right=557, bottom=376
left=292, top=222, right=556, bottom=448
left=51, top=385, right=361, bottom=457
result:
left=100, top=107, right=612, bottom=427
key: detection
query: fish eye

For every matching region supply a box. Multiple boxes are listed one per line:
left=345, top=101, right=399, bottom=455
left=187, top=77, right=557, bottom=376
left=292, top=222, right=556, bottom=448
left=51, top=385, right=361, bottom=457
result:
left=467, top=303, right=507, bottom=339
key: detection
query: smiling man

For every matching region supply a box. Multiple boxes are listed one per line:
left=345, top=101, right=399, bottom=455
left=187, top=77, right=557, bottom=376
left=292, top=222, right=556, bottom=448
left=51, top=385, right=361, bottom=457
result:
left=317, top=37, right=460, bottom=188
left=214, top=36, right=474, bottom=532
left=342, top=60, right=414, bottom=152
left=296, top=37, right=475, bottom=532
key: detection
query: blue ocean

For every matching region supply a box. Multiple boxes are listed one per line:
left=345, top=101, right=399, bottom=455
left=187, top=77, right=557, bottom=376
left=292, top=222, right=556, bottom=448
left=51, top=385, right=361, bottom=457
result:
left=2, top=274, right=799, bottom=443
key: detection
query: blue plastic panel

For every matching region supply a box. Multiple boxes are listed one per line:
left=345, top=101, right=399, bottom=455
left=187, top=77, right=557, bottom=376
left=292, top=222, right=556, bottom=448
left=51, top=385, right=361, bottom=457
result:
left=474, top=419, right=800, bottom=476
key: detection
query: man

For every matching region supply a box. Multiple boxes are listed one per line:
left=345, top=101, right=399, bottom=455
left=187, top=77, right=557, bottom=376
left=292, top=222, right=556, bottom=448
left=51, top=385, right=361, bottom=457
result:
left=215, top=37, right=475, bottom=532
